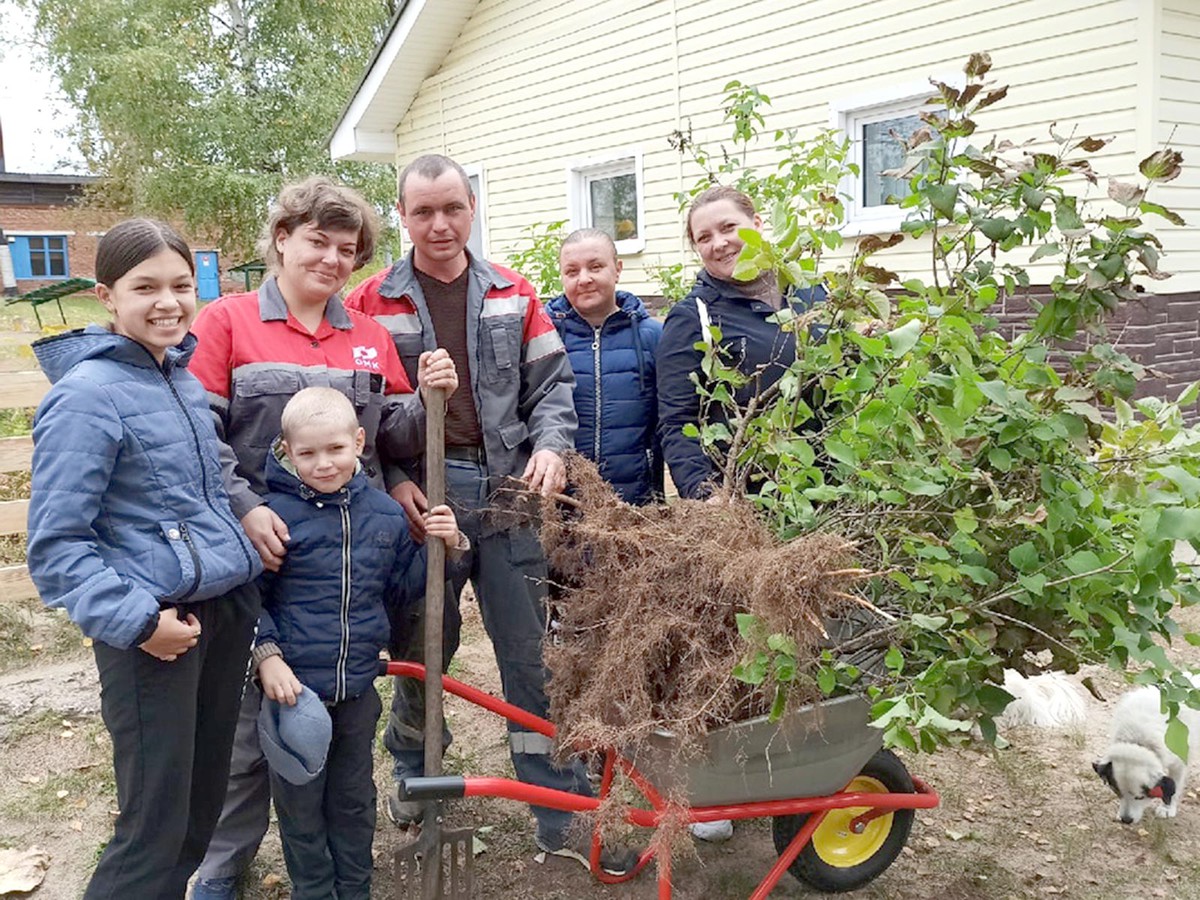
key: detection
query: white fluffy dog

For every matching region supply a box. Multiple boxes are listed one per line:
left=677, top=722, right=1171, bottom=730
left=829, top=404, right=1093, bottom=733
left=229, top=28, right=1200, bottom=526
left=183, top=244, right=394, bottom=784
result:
left=995, top=670, right=1088, bottom=730
left=1092, top=679, right=1200, bottom=825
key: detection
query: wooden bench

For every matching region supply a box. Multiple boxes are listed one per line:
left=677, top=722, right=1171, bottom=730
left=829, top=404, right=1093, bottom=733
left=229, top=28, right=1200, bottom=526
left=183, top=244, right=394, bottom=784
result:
left=4, top=278, right=96, bottom=328
left=0, top=368, right=50, bottom=602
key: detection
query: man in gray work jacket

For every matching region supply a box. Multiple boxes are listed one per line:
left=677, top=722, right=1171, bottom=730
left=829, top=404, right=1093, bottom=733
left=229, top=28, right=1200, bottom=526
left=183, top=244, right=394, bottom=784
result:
left=346, top=155, right=636, bottom=874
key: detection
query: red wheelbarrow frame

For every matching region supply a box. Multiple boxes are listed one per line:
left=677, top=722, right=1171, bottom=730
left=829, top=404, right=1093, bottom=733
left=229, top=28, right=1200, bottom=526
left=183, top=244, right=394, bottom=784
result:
left=384, top=660, right=939, bottom=899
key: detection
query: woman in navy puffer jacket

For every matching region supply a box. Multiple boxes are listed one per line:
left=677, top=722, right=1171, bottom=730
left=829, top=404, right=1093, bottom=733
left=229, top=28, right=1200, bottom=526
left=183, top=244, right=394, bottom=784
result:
left=27, top=220, right=262, bottom=899
left=546, top=230, right=662, bottom=505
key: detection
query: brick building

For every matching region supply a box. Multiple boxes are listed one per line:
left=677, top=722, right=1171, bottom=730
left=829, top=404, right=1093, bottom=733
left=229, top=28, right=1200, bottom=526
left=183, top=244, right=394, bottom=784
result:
left=0, top=173, right=232, bottom=302
left=0, top=171, right=116, bottom=293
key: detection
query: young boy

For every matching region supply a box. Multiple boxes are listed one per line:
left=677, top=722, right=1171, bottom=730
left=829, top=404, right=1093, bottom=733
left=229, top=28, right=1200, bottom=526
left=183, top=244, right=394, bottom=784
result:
left=545, top=228, right=663, bottom=505
left=252, top=387, right=465, bottom=900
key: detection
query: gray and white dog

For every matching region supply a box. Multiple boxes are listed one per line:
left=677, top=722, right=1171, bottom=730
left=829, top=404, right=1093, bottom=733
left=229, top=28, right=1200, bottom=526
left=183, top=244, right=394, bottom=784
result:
left=1092, top=678, right=1200, bottom=825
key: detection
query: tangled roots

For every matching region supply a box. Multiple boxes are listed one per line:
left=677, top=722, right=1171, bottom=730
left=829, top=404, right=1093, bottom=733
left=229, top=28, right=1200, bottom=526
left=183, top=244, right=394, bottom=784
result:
left=539, top=455, right=862, bottom=758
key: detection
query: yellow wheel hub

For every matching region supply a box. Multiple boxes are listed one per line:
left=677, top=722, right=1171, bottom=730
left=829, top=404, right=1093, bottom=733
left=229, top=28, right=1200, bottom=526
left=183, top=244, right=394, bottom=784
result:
left=810, top=775, right=893, bottom=867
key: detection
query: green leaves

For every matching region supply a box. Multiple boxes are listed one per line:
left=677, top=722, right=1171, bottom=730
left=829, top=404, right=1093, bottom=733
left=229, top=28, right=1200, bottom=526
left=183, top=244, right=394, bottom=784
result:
left=1008, top=542, right=1040, bottom=573
left=1150, top=508, right=1200, bottom=542
left=926, top=184, right=960, bottom=218
left=1165, top=718, right=1191, bottom=762
left=885, top=319, right=923, bottom=356
left=705, top=57, right=1198, bottom=755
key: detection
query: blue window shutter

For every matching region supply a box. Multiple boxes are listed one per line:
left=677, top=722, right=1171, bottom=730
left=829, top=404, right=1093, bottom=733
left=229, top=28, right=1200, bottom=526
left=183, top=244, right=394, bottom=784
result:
left=10, top=237, right=32, bottom=280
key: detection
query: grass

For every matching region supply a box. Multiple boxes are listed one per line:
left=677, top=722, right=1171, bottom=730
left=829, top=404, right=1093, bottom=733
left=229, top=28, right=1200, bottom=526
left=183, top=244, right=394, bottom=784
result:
left=0, top=600, right=85, bottom=671
left=0, top=408, right=34, bottom=439
left=0, top=294, right=109, bottom=333
left=0, top=603, right=33, bottom=670
left=19, top=766, right=115, bottom=815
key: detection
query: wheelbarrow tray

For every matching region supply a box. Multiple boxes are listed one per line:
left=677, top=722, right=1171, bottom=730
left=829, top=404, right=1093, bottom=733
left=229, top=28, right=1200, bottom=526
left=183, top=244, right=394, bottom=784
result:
left=635, top=695, right=882, bottom=807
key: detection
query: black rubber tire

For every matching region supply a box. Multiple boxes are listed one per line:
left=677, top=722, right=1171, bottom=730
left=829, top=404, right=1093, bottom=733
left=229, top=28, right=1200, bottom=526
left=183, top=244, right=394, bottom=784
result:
left=771, top=749, right=916, bottom=894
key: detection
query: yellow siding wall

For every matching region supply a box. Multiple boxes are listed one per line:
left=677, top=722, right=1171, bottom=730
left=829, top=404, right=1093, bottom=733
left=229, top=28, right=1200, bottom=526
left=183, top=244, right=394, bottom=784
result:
left=394, top=0, right=1195, bottom=295
left=1157, top=1, right=1200, bottom=284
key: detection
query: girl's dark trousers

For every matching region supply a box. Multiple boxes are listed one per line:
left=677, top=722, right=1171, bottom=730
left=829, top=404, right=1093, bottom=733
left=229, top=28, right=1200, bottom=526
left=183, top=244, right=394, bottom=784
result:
left=84, top=582, right=260, bottom=900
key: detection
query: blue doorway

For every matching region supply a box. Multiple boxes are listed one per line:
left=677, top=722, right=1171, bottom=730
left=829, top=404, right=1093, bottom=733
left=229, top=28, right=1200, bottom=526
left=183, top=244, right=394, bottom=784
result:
left=195, top=251, right=220, bottom=301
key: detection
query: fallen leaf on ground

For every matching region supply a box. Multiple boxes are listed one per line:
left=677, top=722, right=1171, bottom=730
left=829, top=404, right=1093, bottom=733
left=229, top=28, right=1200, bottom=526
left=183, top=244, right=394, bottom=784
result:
left=55, top=790, right=69, bottom=800
left=261, top=872, right=282, bottom=887
left=0, top=846, right=51, bottom=894
left=69, top=821, right=82, bottom=832
left=944, top=829, right=968, bottom=841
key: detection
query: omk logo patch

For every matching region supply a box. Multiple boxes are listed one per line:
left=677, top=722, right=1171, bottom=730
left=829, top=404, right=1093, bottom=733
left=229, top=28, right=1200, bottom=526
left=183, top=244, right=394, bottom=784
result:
left=352, top=345, right=381, bottom=370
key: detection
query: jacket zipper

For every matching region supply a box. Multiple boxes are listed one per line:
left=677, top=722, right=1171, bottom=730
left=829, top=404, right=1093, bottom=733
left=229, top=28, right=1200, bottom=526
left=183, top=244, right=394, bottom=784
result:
left=335, top=503, right=352, bottom=702
left=178, top=523, right=203, bottom=600
left=592, top=326, right=602, bottom=460
left=156, top=354, right=257, bottom=581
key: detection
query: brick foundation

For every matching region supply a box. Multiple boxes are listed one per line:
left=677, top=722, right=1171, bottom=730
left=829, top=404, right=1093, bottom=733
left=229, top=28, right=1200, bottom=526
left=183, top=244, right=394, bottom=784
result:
left=991, top=290, right=1200, bottom=420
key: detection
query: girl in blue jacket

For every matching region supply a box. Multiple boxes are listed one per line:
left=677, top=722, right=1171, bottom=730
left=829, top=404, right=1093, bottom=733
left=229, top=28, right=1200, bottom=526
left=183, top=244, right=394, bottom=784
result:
left=27, top=219, right=263, bottom=900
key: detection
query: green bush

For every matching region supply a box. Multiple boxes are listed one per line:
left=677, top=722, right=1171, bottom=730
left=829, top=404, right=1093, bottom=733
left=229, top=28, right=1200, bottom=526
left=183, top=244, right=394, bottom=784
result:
left=682, top=54, right=1200, bottom=753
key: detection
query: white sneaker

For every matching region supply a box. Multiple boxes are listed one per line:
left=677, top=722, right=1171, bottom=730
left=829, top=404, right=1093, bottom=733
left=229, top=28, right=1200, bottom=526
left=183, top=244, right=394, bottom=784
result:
left=690, top=819, right=734, bottom=842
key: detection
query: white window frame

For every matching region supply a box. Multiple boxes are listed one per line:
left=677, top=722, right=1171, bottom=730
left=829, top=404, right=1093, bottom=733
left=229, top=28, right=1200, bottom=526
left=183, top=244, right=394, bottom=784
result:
left=462, top=162, right=489, bottom=260
left=566, top=150, right=645, bottom=255
left=830, top=76, right=958, bottom=236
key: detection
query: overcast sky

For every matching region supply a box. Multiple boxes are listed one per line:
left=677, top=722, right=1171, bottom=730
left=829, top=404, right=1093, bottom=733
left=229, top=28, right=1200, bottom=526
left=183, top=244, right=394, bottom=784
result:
left=0, top=4, right=88, bottom=175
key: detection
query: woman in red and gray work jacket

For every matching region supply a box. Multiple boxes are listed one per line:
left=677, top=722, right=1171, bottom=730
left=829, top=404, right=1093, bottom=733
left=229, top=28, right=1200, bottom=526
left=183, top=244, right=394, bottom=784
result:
left=188, top=176, right=456, bottom=900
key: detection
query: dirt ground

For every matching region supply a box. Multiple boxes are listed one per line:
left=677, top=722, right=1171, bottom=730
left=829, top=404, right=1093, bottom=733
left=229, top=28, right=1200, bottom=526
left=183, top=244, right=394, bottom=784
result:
left=4, top=596, right=1200, bottom=900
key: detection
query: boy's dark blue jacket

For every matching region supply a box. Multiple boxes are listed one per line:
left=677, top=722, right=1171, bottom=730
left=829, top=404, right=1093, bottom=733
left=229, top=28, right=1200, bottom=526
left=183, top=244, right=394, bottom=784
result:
left=257, top=445, right=424, bottom=703
left=545, top=290, right=663, bottom=505
left=656, top=272, right=826, bottom=500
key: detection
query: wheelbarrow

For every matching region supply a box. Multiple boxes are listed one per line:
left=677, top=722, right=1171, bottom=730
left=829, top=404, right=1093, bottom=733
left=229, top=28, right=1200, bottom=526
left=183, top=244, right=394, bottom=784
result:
left=383, top=659, right=939, bottom=898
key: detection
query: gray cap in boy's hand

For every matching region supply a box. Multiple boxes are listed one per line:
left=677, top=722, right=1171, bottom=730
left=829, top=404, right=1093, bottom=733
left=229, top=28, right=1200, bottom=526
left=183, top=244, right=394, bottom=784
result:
left=257, top=686, right=332, bottom=785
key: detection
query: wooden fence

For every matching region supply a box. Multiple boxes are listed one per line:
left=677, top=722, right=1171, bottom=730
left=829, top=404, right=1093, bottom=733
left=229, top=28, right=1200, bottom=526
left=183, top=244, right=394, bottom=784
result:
left=0, top=365, right=50, bottom=602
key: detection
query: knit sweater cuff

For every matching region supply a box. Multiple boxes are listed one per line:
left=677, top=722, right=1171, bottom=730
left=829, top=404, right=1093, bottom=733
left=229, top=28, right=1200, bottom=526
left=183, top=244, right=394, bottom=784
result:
left=251, top=641, right=283, bottom=672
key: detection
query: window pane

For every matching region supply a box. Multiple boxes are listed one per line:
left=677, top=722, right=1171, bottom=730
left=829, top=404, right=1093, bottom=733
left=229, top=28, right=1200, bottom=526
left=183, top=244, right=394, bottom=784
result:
left=47, top=237, right=66, bottom=252
left=862, top=114, right=922, bottom=207
left=48, top=252, right=67, bottom=276
left=30, top=255, right=46, bottom=277
left=28, top=237, right=45, bottom=253
left=588, top=172, right=638, bottom=241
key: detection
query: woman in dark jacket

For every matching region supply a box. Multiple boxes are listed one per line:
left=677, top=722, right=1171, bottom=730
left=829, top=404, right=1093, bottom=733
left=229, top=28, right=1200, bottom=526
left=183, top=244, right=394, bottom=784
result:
left=656, top=186, right=824, bottom=501
left=546, top=228, right=662, bottom=505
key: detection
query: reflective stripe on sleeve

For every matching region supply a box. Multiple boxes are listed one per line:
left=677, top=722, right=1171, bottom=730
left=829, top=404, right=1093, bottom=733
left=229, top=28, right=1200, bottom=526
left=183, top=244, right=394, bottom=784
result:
left=522, top=329, right=565, bottom=365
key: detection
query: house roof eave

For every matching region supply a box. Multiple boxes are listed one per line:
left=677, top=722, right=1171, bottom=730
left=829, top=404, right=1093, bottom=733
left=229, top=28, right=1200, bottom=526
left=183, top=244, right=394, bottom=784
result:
left=329, top=0, right=477, bottom=162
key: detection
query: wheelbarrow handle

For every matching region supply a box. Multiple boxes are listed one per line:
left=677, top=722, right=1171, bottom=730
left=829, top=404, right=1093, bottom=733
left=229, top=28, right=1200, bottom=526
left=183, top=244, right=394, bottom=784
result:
left=399, top=775, right=467, bottom=801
